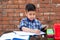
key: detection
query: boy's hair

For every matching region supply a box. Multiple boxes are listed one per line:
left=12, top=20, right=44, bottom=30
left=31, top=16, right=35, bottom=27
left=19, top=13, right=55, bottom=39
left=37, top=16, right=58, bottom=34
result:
left=25, top=3, right=36, bottom=11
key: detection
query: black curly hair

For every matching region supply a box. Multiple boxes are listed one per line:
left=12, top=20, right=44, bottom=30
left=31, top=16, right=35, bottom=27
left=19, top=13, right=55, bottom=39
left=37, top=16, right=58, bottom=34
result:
left=25, top=3, right=36, bottom=12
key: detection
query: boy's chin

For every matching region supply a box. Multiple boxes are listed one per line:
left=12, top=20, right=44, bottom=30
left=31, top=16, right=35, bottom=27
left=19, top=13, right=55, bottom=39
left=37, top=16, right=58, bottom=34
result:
left=30, top=19, right=34, bottom=20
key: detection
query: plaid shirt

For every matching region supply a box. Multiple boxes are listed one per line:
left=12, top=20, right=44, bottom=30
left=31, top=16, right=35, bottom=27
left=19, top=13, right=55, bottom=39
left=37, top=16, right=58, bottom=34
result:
left=19, top=17, right=42, bottom=31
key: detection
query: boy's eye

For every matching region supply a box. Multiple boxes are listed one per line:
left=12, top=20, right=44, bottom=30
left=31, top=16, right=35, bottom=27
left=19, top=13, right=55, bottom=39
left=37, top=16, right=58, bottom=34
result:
left=29, top=13, right=35, bottom=15
left=33, top=14, right=35, bottom=15
left=29, top=14, right=35, bottom=15
left=29, top=14, right=32, bottom=15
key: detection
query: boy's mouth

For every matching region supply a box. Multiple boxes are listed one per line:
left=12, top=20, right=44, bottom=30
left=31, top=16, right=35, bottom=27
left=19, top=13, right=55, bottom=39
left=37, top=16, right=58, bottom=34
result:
left=30, top=18, right=34, bottom=20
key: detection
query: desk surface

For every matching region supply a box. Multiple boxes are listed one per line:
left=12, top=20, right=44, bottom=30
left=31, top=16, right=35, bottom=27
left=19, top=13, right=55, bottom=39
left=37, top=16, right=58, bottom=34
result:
left=0, top=31, right=46, bottom=40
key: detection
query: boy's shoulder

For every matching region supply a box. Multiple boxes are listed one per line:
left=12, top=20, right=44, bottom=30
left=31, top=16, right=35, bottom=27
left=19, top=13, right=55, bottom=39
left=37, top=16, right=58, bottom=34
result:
left=34, top=19, right=40, bottom=23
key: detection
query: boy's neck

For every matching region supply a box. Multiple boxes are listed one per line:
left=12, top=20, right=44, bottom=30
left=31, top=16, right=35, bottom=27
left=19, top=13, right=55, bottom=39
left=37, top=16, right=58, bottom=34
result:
left=27, top=17, right=35, bottom=22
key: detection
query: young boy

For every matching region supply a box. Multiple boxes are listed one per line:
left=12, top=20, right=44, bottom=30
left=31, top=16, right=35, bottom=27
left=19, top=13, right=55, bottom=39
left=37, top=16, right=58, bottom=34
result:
left=19, top=3, right=47, bottom=34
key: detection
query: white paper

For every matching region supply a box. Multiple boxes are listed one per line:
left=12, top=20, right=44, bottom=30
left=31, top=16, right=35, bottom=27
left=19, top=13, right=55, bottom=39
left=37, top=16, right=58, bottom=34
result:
left=0, top=31, right=45, bottom=40
left=13, top=31, right=45, bottom=35
left=0, top=32, right=29, bottom=40
left=13, top=31, right=36, bottom=36
left=0, top=32, right=15, bottom=40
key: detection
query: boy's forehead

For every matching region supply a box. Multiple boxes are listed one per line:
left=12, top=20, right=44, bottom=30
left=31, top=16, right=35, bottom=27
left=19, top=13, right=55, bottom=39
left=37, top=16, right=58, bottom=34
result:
left=27, top=11, right=36, bottom=14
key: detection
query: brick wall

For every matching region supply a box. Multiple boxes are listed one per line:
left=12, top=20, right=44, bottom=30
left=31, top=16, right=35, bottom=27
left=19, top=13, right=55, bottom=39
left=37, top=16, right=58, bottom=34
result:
left=0, top=0, right=60, bottom=35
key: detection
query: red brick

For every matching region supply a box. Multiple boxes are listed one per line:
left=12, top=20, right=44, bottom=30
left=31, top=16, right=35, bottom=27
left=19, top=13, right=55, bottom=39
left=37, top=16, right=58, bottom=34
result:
left=54, top=7, right=60, bottom=12
left=36, top=12, right=44, bottom=17
left=14, top=21, right=19, bottom=25
left=2, top=25, right=15, bottom=31
left=39, top=8, right=51, bottom=12
left=40, top=4, right=46, bottom=8
left=52, top=0, right=60, bottom=3
left=50, top=16, right=55, bottom=20
left=5, top=9, right=14, bottom=13
left=13, top=0, right=18, bottom=1
left=39, top=8, right=45, bottom=13
left=55, top=20, right=60, bottom=23
left=2, top=21, right=9, bottom=25
left=44, top=4, right=52, bottom=8
left=36, top=16, right=45, bottom=21
left=0, top=5, right=2, bottom=9
left=56, top=12, right=60, bottom=16
left=40, top=4, right=56, bottom=8
left=41, top=21, right=47, bottom=24
left=13, top=17, right=20, bottom=21
left=7, top=0, right=13, bottom=4
left=0, top=13, right=2, bottom=17
left=2, top=17, right=9, bottom=21
left=1, top=5, right=6, bottom=9
left=8, top=13, right=15, bottom=17
left=50, top=24, right=54, bottom=27
left=1, top=1, right=7, bottom=4
left=40, top=0, right=50, bottom=3
left=0, top=9, right=2, bottom=13
left=0, top=17, right=2, bottom=21
left=18, top=4, right=25, bottom=9
left=13, top=0, right=18, bottom=5
left=48, top=24, right=54, bottom=28
left=43, top=16, right=49, bottom=21
left=2, top=25, right=9, bottom=30
left=0, top=21, right=2, bottom=25
left=18, top=0, right=26, bottom=4
left=14, top=9, right=20, bottom=13
left=14, top=13, right=20, bottom=17
left=15, top=9, right=25, bottom=13
left=44, top=8, right=51, bottom=12
left=50, top=8, right=55, bottom=12
left=7, top=25, right=15, bottom=30
left=18, top=17, right=24, bottom=21
left=9, top=21, right=15, bottom=25
left=0, top=2, right=2, bottom=4
left=0, top=25, right=3, bottom=31
left=55, top=16, right=60, bottom=20
left=51, top=5, right=56, bottom=10
left=0, top=31, right=3, bottom=36
left=8, top=17, right=14, bottom=20
left=2, top=13, right=8, bottom=17
left=7, top=5, right=18, bottom=9
left=26, top=0, right=38, bottom=4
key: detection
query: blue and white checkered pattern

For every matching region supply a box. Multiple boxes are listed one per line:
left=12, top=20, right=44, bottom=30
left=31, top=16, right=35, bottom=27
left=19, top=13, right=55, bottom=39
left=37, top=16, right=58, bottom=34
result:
left=19, top=17, right=42, bottom=31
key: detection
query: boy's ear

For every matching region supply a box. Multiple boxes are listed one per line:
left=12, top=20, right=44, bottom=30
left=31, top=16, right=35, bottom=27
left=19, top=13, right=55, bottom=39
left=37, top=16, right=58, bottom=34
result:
left=25, top=12, right=27, bottom=16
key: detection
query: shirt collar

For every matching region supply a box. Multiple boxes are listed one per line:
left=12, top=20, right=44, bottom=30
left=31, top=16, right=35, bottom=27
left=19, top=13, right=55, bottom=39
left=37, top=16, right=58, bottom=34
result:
left=26, top=17, right=35, bottom=23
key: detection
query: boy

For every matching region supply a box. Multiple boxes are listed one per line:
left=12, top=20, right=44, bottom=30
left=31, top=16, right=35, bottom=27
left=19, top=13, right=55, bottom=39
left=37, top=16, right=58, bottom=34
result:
left=19, top=3, right=47, bottom=34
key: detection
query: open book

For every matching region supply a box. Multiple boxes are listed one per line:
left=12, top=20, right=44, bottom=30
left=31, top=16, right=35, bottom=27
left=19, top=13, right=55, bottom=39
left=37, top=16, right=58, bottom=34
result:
left=13, top=31, right=45, bottom=35
left=0, top=31, right=45, bottom=40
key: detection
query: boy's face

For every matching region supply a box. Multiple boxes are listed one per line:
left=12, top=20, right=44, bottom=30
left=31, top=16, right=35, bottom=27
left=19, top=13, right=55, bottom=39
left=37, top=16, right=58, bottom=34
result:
left=26, top=11, right=36, bottom=20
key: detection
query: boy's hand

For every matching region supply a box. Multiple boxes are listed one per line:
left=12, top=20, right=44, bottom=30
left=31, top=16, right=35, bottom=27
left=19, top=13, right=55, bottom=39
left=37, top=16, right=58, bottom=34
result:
left=22, top=27, right=40, bottom=34
left=34, top=29, right=40, bottom=34
left=42, top=25, right=48, bottom=30
left=44, top=25, right=48, bottom=30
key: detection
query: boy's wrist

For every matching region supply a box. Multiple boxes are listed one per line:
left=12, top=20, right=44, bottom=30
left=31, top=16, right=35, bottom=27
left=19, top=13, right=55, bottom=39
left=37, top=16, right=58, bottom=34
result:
left=29, top=29, right=35, bottom=33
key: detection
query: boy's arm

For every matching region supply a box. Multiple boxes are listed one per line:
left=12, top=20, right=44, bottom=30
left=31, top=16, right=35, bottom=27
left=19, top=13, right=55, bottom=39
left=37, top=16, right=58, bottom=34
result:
left=41, top=25, right=48, bottom=30
left=20, top=19, right=40, bottom=34
left=22, top=27, right=40, bottom=34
